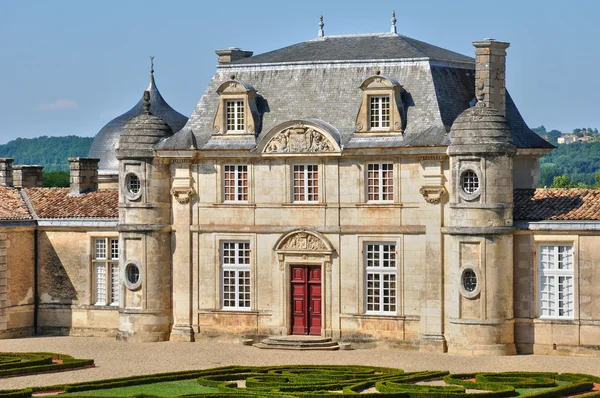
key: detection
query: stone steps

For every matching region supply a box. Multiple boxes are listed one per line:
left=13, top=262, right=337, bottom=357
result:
left=253, top=335, right=340, bottom=351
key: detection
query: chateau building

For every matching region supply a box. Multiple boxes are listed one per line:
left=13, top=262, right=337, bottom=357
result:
left=2, top=20, right=600, bottom=356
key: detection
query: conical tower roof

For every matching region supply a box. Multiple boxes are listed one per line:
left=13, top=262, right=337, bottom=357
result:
left=88, top=64, right=188, bottom=172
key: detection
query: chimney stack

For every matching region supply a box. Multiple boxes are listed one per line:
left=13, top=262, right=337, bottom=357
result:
left=13, top=165, right=44, bottom=188
left=215, top=48, right=253, bottom=64
left=0, top=158, right=14, bottom=187
left=69, top=158, right=99, bottom=195
left=472, top=39, right=510, bottom=117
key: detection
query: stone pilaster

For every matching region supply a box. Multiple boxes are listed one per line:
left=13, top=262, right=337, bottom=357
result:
left=169, top=158, right=196, bottom=342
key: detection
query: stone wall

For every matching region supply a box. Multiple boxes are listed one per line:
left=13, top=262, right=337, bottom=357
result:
left=0, top=228, right=35, bottom=338
left=514, top=231, right=600, bottom=356
left=190, top=154, right=446, bottom=346
left=37, top=229, right=119, bottom=336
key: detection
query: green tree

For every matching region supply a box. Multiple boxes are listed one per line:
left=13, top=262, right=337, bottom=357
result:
left=596, top=172, right=600, bottom=188
left=43, top=171, right=70, bottom=187
left=550, top=175, right=587, bottom=188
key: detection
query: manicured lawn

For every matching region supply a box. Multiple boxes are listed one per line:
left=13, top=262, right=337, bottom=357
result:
left=60, top=379, right=219, bottom=397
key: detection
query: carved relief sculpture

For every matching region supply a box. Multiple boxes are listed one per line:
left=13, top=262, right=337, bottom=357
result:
left=280, top=232, right=328, bottom=251
left=264, top=125, right=335, bottom=153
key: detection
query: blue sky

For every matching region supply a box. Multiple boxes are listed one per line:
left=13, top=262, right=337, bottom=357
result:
left=1, top=0, right=599, bottom=144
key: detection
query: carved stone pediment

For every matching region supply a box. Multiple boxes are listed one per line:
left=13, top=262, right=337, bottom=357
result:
left=279, top=232, right=328, bottom=251
left=264, top=124, right=335, bottom=154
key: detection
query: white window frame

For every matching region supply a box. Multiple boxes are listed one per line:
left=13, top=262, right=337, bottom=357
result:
left=366, top=163, right=394, bottom=203
left=225, top=100, right=245, bottom=132
left=92, top=237, right=119, bottom=306
left=364, top=242, right=397, bottom=315
left=292, top=164, right=319, bottom=203
left=538, top=244, right=574, bottom=319
left=223, top=164, right=249, bottom=202
left=368, top=95, right=391, bottom=130
left=221, top=241, right=251, bottom=311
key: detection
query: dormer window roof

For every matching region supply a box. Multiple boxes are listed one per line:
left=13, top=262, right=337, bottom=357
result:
left=355, top=74, right=405, bottom=134
left=213, top=79, right=260, bottom=136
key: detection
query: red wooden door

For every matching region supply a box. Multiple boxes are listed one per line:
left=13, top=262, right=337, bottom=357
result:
left=291, top=265, right=322, bottom=335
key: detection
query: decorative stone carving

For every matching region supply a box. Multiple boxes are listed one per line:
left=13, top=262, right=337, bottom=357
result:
left=419, top=186, right=446, bottom=205
left=213, top=125, right=220, bottom=134
left=280, top=232, right=328, bottom=251
left=264, top=125, right=335, bottom=153
left=170, top=187, right=196, bottom=205
left=356, top=122, right=364, bottom=131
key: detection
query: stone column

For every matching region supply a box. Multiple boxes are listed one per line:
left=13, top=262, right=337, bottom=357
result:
left=169, top=159, right=196, bottom=342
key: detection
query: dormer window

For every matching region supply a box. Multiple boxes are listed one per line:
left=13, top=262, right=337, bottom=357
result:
left=226, top=100, right=245, bottom=132
left=213, top=79, right=260, bottom=136
left=356, top=74, right=405, bottom=134
left=369, top=96, right=390, bottom=130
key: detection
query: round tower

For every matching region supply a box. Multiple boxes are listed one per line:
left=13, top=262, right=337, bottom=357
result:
left=116, top=91, right=173, bottom=342
left=446, top=100, right=516, bottom=355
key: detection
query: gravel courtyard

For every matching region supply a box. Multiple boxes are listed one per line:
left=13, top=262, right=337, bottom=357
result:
left=2, top=336, right=600, bottom=390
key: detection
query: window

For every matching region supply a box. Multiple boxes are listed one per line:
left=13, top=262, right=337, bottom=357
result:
left=226, top=100, right=245, bottom=132
left=538, top=245, right=574, bottom=319
left=126, top=173, right=140, bottom=195
left=223, top=165, right=248, bottom=202
left=222, top=241, right=251, bottom=310
left=292, top=164, right=319, bottom=203
left=461, top=170, right=479, bottom=194
left=367, top=163, right=394, bottom=202
left=365, top=243, right=397, bottom=315
left=369, top=96, right=390, bottom=130
left=92, top=238, right=119, bottom=306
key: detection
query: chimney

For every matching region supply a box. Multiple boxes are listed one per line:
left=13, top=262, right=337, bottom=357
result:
left=13, top=165, right=44, bottom=188
left=472, top=39, right=510, bottom=116
left=215, top=48, right=253, bottom=64
left=69, top=157, right=99, bottom=195
left=0, top=158, right=14, bottom=187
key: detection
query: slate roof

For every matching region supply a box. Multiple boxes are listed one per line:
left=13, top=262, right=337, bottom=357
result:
left=23, top=188, right=118, bottom=219
left=231, top=33, right=475, bottom=64
left=514, top=189, right=600, bottom=221
left=161, top=33, right=552, bottom=152
left=88, top=73, right=188, bottom=172
left=0, top=186, right=32, bottom=220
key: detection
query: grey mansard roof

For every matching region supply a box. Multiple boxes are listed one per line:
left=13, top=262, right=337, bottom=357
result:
left=160, top=33, right=553, bottom=152
left=88, top=73, right=188, bottom=172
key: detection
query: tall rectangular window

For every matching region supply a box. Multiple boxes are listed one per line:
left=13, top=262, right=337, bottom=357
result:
left=369, top=96, right=390, bottom=129
left=226, top=100, right=245, bottom=132
left=222, top=241, right=251, bottom=310
left=365, top=243, right=397, bottom=315
left=93, top=238, right=119, bottom=306
left=367, top=163, right=394, bottom=202
left=538, top=245, right=574, bottom=318
left=292, top=164, right=319, bottom=203
left=223, top=165, right=248, bottom=202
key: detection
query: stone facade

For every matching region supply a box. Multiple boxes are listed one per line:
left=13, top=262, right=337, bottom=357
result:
left=1, top=32, right=600, bottom=357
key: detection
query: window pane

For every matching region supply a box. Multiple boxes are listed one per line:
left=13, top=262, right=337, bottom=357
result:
left=366, top=163, right=393, bottom=202
left=94, top=239, right=106, bottom=260
left=538, top=245, right=574, bottom=319
left=94, top=262, right=107, bottom=305
left=222, top=241, right=251, bottom=310
left=365, top=243, right=397, bottom=315
left=110, top=263, right=119, bottom=305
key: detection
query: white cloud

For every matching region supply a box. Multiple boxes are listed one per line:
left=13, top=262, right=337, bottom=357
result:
left=35, top=99, right=78, bottom=111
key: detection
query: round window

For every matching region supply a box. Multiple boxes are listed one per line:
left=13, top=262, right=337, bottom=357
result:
left=461, top=170, right=479, bottom=194
left=462, top=269, right=477, bottom=292
left=459, top=266, right=481, bottom=299
left=126, top=173, right=141, bottom=195
left=123, top=261, right=142, bottom=290
left=126, top=263, right=140, bottom=284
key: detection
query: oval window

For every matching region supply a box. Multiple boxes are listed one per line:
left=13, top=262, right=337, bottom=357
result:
left=461, top=170, right=479, bottom=194
left=126, top=263, right=140, bottom=285
left=126, top=173, right=141, bottom=195
left=461, top=269, right=477, bottom=292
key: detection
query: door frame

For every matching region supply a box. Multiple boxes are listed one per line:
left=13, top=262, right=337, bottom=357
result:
left=274, top=230, right=334, bottom=337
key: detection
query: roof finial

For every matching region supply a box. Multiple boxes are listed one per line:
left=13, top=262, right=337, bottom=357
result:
left=318, top=15, right=325, bottom=38
left=143, top=90, right=151, bottom=115
left=150, top=56, right=154, bottom=75
left=391, top=10, right=397, bottom=34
